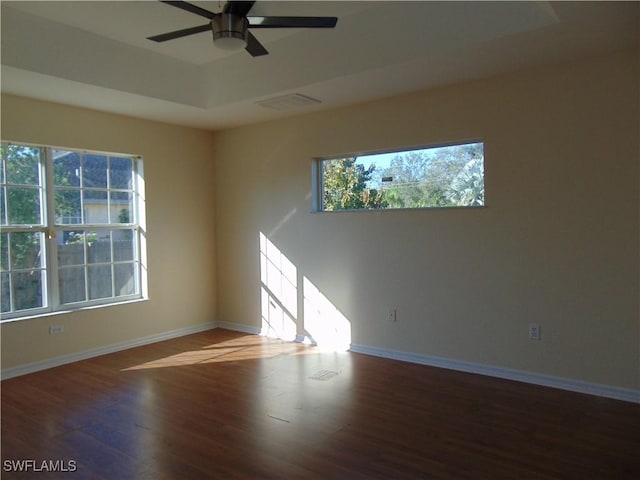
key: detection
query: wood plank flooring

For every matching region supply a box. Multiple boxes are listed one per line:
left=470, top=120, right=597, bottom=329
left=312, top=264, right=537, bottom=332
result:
left=2, top=329, right=639, bottom=479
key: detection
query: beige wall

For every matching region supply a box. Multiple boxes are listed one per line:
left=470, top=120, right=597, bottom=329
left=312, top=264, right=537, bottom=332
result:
left=214, top=50, right=639, bottom=390
left=1, top=50, right=637, bottom=392
left=1, top=95, right=216, bottom=369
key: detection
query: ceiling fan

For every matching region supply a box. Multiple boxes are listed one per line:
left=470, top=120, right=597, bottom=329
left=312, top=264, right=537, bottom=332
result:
left=148, top=0, right=338, bottom=57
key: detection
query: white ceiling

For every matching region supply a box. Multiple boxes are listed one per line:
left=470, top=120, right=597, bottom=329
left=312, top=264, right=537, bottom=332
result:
left=1, top=1, right=638, bottom=131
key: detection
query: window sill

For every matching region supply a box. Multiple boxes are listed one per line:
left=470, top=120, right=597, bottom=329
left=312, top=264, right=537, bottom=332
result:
left=0, top=297, right=148, bottom=324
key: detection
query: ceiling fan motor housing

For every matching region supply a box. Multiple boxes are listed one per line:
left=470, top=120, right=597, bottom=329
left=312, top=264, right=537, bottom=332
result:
left=212, top=13, right=249, bottom=49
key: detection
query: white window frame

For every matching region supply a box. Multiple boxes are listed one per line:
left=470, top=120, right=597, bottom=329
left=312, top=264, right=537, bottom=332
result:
left=1, top=141, right=147, bottom=321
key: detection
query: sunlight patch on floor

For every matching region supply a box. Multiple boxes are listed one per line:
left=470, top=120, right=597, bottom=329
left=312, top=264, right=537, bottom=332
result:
left=122, top=335, right=313, bottom=371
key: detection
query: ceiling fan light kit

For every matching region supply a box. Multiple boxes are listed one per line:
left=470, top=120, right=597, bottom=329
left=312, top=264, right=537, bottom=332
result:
left=212, top=14, right=248, bottom=50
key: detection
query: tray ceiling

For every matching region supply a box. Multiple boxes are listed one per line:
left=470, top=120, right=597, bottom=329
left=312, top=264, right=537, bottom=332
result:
left=1, top=1, right=637, bottom=130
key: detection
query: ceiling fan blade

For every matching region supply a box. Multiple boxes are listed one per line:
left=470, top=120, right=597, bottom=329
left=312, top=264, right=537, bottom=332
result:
left=224, top=1, right=256, bottom=17
left=160, top=1, right=215, bottom=19
left=245, top=31, right=268, bottom=57
left=248, top=16, right=338, bottom=28
left=147, top=23, right=211, bottom=42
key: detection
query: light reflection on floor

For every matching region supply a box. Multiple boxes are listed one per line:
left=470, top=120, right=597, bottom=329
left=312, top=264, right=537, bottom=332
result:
left=122, top=334, right=319, bottom=371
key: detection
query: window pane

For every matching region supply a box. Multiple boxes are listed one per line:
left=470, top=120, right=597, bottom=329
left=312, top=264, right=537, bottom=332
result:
left=1, top=273, right=9, bottom=312
left=83, top=154, right=108, bottom=189
left=114, top=263, right=135, bottom=297
left=7, top=187, right=41, bottom=224
left=113, top=230, right=134, bottom=262
left=59, top=267, right=86, bottom=304
left=88, top=265, right=112, bottom=300
left=55, top=188, right=82, bottom=224
left=88, top=231, right=112, bottom=264
left=12, top=271, right=43, bottom=311
left=83, top=190, right=109, bottom=223
left=1, top=187, right=6, bottom=226
left=53, top=150, right=81, bottom=187
left=4, top=145, right=40, bottom=185
left=320, top=142, right=484, bottom=211
left=111, top=192, right=133, bottom=223
left=58, top=235, right=85, bottom=266
left=110, top=157, right=133, bottom=190
left=10, top=232, right=42, bottom=269
left=0, top=232, right=8, bottom=270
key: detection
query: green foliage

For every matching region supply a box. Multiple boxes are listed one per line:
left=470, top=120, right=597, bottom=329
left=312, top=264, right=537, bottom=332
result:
left=321, top=143, right=484, bottom=211
left=0, top=231, right=43, bottom=313
left=374, top=143, right=484, bottom=209
left=66, top=231, right=97, bottom=246
left=446, top=157, right=484, bottom=206
left=379, top=152, right=455, bottom=207
left=118, top=208, right=130, bottom=223
left=1, top=144, right=39, bottom=185
left=53, top=150, right=82, bottom=221
left=1, top=144, right=42, bottom=225
left=1, top=144, right=44, bottom=312
left=322, top=158, right=387, bottom=211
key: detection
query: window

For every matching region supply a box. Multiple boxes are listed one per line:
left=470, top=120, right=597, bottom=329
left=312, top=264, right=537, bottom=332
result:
left=313, top=141, right=484, bottom=212
left=1, top=142, right=146, bottom=320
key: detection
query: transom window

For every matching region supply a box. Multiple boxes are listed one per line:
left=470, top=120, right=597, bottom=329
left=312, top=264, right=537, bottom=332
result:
left=313, top=141, right=484, bottom=212
left=1, top=142, right=146, bottom=320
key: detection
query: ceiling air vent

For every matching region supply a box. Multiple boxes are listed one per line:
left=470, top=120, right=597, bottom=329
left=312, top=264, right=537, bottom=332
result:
left=255, top=93, right=322, bottom=111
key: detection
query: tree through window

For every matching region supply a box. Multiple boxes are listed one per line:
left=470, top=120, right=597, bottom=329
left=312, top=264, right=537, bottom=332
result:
left=315, top=141, right=484, bottom=212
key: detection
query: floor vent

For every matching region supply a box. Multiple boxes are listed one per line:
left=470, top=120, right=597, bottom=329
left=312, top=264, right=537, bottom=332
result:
left=309, top=369, right=339, bottom=381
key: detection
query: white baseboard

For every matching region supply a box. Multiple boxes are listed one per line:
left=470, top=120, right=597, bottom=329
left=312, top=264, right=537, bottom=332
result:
left=1, top=321, right=216, bottom=380
left=216, top=323, right=639, bottom=403
left=349, top=343, right=640, bottom=404
left=215, top=321, right=261, bottom=335
left=4, top=320, right=637, bottom=404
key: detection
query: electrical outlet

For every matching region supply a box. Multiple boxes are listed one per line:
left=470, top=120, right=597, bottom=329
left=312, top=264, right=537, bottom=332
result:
left=528, top=323, right=540, bottom=341
left=49, top=325, right=64, bottom=335
left=388, top=308, right=397, bottom=323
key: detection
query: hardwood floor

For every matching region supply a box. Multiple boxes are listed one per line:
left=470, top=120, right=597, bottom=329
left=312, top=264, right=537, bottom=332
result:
left=2, top=328, right=639, bottom=479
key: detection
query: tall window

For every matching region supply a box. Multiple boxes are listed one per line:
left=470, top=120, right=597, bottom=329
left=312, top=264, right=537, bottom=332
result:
left=313, top=141, right=484, bottom=212
left=1, top=142, right=146, bottom=320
